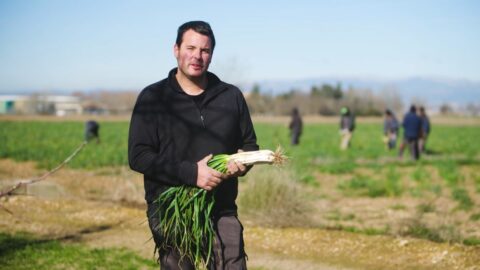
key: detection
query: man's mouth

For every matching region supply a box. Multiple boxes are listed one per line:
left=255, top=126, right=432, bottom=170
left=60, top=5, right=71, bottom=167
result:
left=191, top=63, right=202, bottom=69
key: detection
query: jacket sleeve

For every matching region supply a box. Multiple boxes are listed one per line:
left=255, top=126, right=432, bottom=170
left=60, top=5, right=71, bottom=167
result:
left=128, top=89, right=197, bottom=187
left=237, top=92, right=259, bottom=152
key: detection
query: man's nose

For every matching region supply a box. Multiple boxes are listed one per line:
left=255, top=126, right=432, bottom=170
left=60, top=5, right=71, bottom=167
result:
left=193, top=49, right=202, bottom=59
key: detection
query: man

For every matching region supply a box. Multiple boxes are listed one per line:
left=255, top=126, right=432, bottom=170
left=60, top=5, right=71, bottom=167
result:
left=383, top=109, right=399, bottom=150
left=339, top=106, right=355, bottom=150
left=289, top=107, right=303, bottom=145
left=84, top=120, right=100, bottom=144
left=128, top=21, right=258, bottom=269
left=418, top=106, right=431, bottom=153
left=398, top=105, right=422, bottom=160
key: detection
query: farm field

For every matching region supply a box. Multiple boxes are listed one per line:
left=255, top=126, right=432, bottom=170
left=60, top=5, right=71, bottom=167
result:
left=1, top=117, right=480, bottom=269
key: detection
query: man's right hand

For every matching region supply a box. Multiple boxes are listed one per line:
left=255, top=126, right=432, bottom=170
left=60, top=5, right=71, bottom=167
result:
left=196, top=154, right=223, bottom=191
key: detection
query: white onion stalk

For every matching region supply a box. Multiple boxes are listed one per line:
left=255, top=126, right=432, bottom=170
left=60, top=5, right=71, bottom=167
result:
left=208, top=148, right=286, bottom=173
left=153, top=147, right=286, bottom=269
left=229, top=150, right=277, bottom=165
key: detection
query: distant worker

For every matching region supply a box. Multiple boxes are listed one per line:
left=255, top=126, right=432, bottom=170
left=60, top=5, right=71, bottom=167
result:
left=339, top=106, right=355, bottom=150
left=289, top=107, right=303, bottom=145
left=383, top=109, right=399, bottom=150
left=398, top=105, right=422, bottom=160
left=85, top=120, right=100, bottom=143
left=418, top=106, right=430, bottom=154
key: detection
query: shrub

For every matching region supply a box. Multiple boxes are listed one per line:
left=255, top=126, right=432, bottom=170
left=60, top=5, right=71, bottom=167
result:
left=238, top=166, right=312, bottom=228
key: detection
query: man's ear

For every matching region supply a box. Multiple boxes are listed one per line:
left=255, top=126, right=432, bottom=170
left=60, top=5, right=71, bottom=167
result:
left=173, top=44, right=179, bottom=58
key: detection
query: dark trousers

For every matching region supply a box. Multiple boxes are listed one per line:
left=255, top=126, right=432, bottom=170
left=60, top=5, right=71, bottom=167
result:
left=399, top=137, right=420, bottom=160
left=291, top=132, right=300, bottom=145
left=147, top=204, right=247, bottom=270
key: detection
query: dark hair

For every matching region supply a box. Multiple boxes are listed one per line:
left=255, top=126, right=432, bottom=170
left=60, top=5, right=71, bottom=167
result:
left=385, top=109, right=392, bottom=116
left=176, top=21, right=216, bottom=52
left=409, top=105, right=417, bottom=113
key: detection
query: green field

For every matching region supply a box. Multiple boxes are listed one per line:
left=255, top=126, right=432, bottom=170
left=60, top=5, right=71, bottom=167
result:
left=1, top=120, right=479, bottom=178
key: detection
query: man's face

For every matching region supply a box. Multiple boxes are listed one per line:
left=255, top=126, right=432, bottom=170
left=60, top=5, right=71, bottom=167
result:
left=174, top=29, right=213, bottom=79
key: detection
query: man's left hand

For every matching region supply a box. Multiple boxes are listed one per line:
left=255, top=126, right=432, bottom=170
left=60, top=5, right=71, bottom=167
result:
left=223, top=149, right=247, bottom=178
left=224, top=160, right=247, bottom=178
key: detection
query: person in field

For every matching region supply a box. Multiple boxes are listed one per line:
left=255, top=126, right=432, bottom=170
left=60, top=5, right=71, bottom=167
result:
left=339, top=106, right=355, bottom=150
left=289, top=107, right=303, bottom=145
left=418, top=106, right=431, bottom=154
left=383, top=109, right=399, bottom=150
left=128, top=21, right=258, bottom=269
left=398, top=105, right=422, bottom=160
left=84, top=120, right=100, bottom=144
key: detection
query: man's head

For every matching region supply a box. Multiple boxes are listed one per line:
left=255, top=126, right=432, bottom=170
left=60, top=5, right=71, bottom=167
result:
left=410, top=105, right=417, bottom=113
left=174, top=21, right=215, bottom=80
left=419, top=106, right=426, bottom=115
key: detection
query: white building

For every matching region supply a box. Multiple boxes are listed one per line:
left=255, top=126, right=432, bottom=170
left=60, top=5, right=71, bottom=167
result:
left=0, top=94, right=83, bottom=115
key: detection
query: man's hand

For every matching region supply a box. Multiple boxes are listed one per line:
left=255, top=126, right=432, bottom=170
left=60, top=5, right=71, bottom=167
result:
left=196, top=154, right=223, bottom=191
left=224, top=149, right=247, bottom=178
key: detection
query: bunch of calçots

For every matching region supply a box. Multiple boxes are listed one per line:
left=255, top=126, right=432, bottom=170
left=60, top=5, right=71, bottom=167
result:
left=153, top=149, right=286, bottom=268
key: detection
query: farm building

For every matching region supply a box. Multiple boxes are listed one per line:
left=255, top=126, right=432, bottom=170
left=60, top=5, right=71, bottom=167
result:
left=0, top=94, right=83, bottom=115
left=0, top=95, right=30, bottom=114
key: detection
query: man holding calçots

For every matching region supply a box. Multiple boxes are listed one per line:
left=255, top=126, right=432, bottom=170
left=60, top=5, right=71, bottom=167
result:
left=128, top=21, right=258, bottom=269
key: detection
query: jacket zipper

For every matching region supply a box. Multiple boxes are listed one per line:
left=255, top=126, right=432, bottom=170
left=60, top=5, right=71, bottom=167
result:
left=200, top=113, right=205, bottom=128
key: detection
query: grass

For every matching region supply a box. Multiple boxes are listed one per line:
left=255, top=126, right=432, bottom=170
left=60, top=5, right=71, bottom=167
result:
left=409, top=164, right=442, bottom=197
left=474, top=174, right=480, bottom=193
left=463, top=238, right=480, bottom=246
left=416, top=203, right=436, bottom=213
left=337, top=172, right=403, bottom=198
left=0, top=121, right=128, bottom=169
left=401, top=221, right=444, bottom=243
left=0, top=233, right=157, bottom=270
left=390, top=204, right=407, bottom=210
left=325, top=210, right=356, bottom=221
left=1, top=121, right=479, bottom=174
left=451, top=188, right=474, bottom=210
left=436, top=161, right=464, bottom=187
left=470, top=213, right=480, bottom=221
left=325, top=224, right=389, bottom=236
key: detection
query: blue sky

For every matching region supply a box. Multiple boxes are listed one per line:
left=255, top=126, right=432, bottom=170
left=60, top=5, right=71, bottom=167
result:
left=0, top=0, right=479, bottom=93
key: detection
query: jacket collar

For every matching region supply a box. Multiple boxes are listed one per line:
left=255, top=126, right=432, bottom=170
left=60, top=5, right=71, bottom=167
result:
left=167, top=68, right=227, bottom=105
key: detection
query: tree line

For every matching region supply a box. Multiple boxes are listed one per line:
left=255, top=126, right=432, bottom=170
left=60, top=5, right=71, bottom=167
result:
left=245, top=83, right=404, bottom=116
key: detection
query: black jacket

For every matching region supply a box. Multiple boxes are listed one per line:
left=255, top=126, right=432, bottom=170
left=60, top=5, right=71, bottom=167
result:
left=340, top=113, right=355, bottom=132
left=128, top=68, right=258, bottom=217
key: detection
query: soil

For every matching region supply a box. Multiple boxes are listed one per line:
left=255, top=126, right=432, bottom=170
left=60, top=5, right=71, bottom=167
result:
left=1, top=159, right=479, bottom=270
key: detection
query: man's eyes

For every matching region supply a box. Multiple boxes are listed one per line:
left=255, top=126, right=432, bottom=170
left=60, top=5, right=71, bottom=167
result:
left=185, top=47, right=210, bottom=53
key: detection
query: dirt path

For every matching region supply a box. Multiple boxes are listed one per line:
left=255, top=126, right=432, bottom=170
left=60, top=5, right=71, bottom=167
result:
left=1, top=159, right=479, bottom=269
